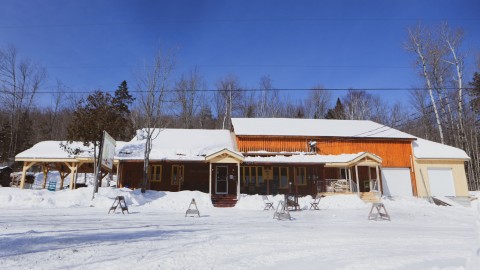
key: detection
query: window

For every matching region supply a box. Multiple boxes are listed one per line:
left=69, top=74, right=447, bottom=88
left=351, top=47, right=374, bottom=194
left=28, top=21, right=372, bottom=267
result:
left=295, top=167, right=306, bottom=185
left=273, top=167, right=289, bottom=189
left=340, top=168, right=348, bottom=179
left=149, top=165, right=162, bottom=182
left=171, top=165, right=184, bottom=185
left=241, top=166, right=264, bottom=186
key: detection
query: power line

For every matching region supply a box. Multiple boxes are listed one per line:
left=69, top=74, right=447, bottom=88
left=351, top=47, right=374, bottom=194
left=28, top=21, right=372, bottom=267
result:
left=10, top=86, right=474, bottom=95
left=1, top=17, right=479, bottom=29
left=43, top=64, right=413, bottom=70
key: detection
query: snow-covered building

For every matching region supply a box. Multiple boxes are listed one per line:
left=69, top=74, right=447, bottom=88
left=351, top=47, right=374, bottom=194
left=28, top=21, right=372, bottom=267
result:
left=14, top=118, right=470, bottom=205
left=116, top=129, right=244, bottom=201
left=412, top=138, right=470, bottom=197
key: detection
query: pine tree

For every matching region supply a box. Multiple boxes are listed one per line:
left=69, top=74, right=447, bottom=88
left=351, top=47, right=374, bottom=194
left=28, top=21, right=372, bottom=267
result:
left=112, top=81, right=135, bottom=140
left=65, top=81, right=134, bottom=193
left=325, top=98, right=346, bottom=119
left=470, top=72, right=480, bottom=115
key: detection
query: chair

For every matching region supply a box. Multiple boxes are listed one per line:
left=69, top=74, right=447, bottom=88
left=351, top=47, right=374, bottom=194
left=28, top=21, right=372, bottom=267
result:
left=309, top=194, right=325, bottom=210
left=262, top=195, right=274, bottom=210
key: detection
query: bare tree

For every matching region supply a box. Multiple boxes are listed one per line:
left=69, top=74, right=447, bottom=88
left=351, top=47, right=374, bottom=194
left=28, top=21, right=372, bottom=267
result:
left=342, top=89, right=373, bottom=120
left=304, top=85, right=331, bottom=119
left=174, top=68, right=204, bottom=128
left=441, top=23, right=466, bottom=145
left=0, top=45, right=46, bottom=164
left=136, top=47, right=175, bottom=193
left=255, top=76, right=282, bottom=117
left=406, top=25, right=445, bottom=143
left=214, top=75, right=242, bottom=129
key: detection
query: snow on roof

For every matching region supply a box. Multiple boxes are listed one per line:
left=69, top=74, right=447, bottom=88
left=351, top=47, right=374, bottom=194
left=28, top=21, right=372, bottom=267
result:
left=231, top=118, right=416, bottom=139
left=15, top=141, right=95, bottom=160
left=244, top=152, right=368, bottom=164
left=413, top=138, right=470, bottom=160
left=117, top=129, right=241, bottom=161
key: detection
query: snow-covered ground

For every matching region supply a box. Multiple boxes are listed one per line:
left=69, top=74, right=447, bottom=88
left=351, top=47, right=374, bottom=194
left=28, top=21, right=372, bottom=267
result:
left=0, top=187, right=478, bottom=270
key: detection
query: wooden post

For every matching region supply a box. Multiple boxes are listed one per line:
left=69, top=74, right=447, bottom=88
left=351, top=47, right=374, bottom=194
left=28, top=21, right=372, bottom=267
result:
left=42, top=164, right=49, bottom=189
left=347, top=167, right=352, bottom=192
left=69, top=163, right=78, bottom=190
left=376, top=165, right=381, bottom=196
left=116, top=162, right=121, bottom=187
left=59, top=172, right=66, bottom=190
left=237, top=163, right=240, bottom=199
left=267, top=178, right=270, bottom=195
left=355, top=165, right=360, bottom=196
left=20, top=162, right=35, bottom=189
left=209, top=163, right=212, bottom=197
left=368, top=166, right=372, bottom=191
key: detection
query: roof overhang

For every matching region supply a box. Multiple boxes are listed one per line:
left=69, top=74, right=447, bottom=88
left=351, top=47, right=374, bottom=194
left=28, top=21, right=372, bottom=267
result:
left=205, top=148, right=244, bottom=164
left=325, top=152, right=382, bottom=167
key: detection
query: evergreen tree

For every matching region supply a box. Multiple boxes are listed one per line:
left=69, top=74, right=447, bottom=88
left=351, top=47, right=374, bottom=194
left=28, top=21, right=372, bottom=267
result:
left=325, top=98, right=346, bottom=119
left=112, top=81, right=135, bottom=140
left=65, top=81, right=134, bottom=192
left=469, top=72, right=480, bottom=115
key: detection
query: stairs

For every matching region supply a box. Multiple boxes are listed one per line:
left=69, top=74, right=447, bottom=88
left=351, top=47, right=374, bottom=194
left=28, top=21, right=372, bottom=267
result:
left=360, top=192, right=380, bottom=203
left=211, top=194, right=238, bottom=208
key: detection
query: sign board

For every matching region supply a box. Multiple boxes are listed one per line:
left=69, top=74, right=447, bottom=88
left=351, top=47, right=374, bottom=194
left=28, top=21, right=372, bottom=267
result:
left=101, top=131, right=116, bottom=171
left=263, top=168, right=273, bottom=180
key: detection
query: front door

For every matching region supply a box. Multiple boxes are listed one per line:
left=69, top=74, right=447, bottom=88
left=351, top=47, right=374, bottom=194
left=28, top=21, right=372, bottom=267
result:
left=215, top=166, right=228, bottom=194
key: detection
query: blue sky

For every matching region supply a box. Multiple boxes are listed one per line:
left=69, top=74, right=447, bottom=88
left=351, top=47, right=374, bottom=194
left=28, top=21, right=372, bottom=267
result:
left=1, top=0, right=479, bottom=108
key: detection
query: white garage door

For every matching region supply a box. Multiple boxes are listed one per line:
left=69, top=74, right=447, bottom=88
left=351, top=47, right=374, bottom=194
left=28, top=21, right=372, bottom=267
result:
left=427, top=168, right=456, bottom=196
left=381, top=168, right=413, bottom=196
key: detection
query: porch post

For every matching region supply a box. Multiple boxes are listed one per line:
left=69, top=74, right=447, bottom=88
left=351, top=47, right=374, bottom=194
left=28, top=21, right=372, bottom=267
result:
left=355, top=165, right=360, bottom=196
left=347, top=167, right=353, bottom=192
left=347, top=167, right=352, bottom=192
left=368, top=166, right=372, bottom=191
left=209, top=162, right=212, bottom=197
left=116, top=162, right=120, bottom=188
left=237, top=163, right=240, bottom=199
left=376, top=165, right=381, bottom=196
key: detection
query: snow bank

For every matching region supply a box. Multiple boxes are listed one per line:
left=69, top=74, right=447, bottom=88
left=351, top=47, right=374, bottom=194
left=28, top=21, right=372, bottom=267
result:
left=381, top=195, right=434, bottom=209
left=1, top=187, right=469, bottom=213
left=0, top=187, right=213, bottom=211
left=467, top=192, right=480, bottom=269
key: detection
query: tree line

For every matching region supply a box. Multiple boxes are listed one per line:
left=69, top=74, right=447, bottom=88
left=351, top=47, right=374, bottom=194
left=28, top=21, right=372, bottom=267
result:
left=1, top=23, right=479, bottom=190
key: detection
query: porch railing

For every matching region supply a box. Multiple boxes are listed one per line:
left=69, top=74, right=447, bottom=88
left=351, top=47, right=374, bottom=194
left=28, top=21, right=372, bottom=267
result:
left=317, top=179, right=356, bottom=193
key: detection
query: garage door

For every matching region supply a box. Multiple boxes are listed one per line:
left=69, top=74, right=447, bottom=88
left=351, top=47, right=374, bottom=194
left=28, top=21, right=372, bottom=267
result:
left=427, top=168, right=456, bottom=196
left=381, top=168, right=413, bottom=196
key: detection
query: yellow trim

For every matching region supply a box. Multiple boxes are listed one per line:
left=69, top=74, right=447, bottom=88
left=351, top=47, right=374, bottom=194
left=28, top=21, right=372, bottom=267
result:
left=241, top=166, right=264, bottom=187
left=171, top=165, right=184, bottom=185
left=294, top=167, right=307, bottom=186
left=274, top=166, right=289, bottom=189
left=150, top=165, right=162, bottom=182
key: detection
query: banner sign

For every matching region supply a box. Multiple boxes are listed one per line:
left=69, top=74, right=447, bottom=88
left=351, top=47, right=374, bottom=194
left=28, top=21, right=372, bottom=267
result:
left=101, top=131, right=116, bottom=171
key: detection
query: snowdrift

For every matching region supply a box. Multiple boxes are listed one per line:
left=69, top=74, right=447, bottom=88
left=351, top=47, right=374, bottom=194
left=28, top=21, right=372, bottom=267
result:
left=0, top=187, right=458, bottom=212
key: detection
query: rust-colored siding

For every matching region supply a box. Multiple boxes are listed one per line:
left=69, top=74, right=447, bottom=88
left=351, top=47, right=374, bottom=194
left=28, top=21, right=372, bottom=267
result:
left=120, top=162, right=210, bottom=193
left=237, top=136, right=414, bottom=167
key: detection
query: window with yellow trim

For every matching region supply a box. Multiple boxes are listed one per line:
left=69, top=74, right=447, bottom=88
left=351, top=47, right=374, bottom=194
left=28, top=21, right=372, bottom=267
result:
left=241, top=166, right=264, bottom=186
left=171, top=165, right=184, bottom=185
left=273, top=167, right=289, bottom=189
left=149, top=165, right=162, bottom=182
left=295, top=167, right=307, bottom=186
